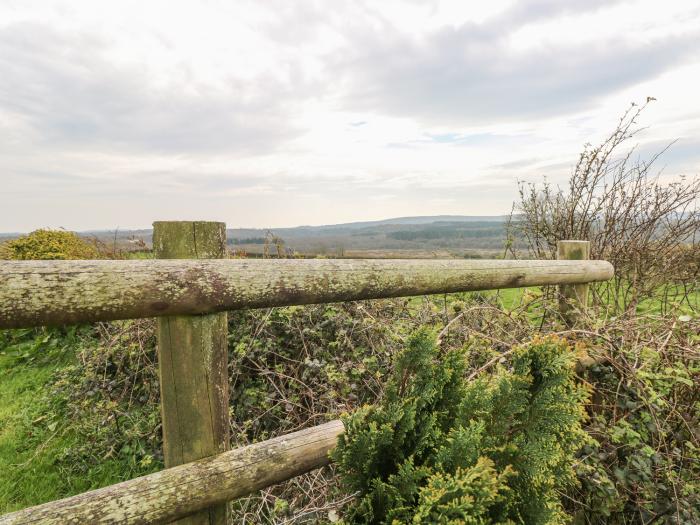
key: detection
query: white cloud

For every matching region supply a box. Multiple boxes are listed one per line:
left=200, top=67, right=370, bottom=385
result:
left=0, top=0, right=699, bottom=231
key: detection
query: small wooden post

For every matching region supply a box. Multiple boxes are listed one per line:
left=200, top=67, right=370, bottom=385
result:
left=153, top=221, right=229, bottom=525
left=557, top=240, right=590, bottom=326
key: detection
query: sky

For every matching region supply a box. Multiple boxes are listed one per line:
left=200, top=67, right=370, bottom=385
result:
left=1, top=0, right=699, bottom=232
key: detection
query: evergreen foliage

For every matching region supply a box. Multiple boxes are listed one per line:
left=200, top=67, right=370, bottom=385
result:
left=1, top=229, right=97, bottom=260
left=333, top=330, right=590, bottom=524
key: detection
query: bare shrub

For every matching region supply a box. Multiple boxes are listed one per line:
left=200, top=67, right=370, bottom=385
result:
left=508, top=102, right=700, bottom=313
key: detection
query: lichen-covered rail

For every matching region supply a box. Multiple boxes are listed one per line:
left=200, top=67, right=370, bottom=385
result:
left=0, top=258, right=614, bottom=329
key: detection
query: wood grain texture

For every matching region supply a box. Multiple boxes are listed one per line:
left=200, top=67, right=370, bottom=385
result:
left=153, top=221, right=229, bottom=525
left=557, top=240, right=591, bottom=326
left=0, top=258, right=614, bottom=329
left=0, top=420, right=344, bottom=525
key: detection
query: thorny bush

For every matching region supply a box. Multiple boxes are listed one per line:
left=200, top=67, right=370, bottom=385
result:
left=508, top=102, right=700, bottom=314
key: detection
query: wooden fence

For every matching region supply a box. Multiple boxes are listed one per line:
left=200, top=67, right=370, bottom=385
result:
left=0, top=222, right=613, bottom=524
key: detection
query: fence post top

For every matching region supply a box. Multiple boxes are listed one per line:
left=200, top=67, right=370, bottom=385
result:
left=557, top=240, right=590, bottom=260
left=557, top=240, right=590, bottom=246
left=152, top=221, right=227, bottom=259
left=152, top=220, right=226, bottom=226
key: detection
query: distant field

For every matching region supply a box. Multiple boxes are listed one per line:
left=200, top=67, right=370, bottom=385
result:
left=339, top=248, right=502, bottom=259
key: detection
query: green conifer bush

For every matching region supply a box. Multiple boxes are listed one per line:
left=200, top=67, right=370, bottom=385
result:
left=1, top=229, right=97, bottom=260
left=332, top=330, right=590, bottom=524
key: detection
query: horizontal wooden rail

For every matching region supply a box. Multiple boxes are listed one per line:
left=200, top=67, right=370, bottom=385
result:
left=0, top=420, right=344, bottom=525
left=0, top=258, right=613, bottom=329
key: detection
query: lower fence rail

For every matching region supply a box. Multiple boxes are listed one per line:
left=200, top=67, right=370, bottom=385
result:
left=0, top=421, right=344, bottom=525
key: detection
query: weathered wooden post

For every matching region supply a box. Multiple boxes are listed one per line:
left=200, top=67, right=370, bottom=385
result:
left=153, top=221, right=229, bottom=525
left=557, top=240, right=590, bottom=326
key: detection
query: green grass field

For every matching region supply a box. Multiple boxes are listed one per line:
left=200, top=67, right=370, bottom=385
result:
left=0, top=331, right=85, bottom=511
left=0, top=329, right=157, bottom=513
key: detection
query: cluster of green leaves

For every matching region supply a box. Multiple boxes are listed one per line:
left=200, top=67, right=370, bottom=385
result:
left=227, top=302, right=405, bottom=445
left=332, top=330, right=590, bottom=524
left=0, top=229, right=97, bottom=260
left=46, top=320, right=162, bottom=479
left=572, top=333, right=700, bottom=524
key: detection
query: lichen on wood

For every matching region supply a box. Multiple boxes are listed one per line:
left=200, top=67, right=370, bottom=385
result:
left=153, top=221, right=229, bottom=525
left=557, top=240, right=591, bottom=326
left=0, top=258, right=614, bottom=329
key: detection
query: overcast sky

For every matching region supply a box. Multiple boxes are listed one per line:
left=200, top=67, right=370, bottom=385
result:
left=1, top=0, right=699, bottom=231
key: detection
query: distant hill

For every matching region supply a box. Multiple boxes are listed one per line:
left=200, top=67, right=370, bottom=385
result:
left=288, top=215, right=508, bottom=230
